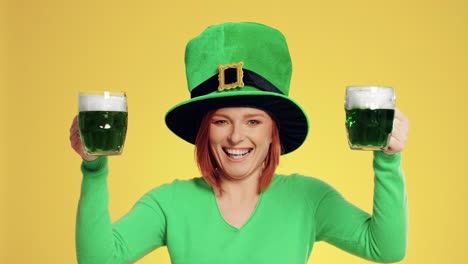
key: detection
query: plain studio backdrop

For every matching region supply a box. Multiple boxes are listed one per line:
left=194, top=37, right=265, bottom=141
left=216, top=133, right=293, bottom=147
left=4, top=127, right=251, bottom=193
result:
left=1, top=0, right=467, bottom=263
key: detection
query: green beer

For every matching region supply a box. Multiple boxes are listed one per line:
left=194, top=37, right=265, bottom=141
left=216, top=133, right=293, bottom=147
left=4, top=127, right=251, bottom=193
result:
left=78, top=111, right=128, bottom=155
left=78, top=91, right=128, bottom=156
left=345, top=108, right=394, bottom=149
left=345, top=86, right=395, bottom=150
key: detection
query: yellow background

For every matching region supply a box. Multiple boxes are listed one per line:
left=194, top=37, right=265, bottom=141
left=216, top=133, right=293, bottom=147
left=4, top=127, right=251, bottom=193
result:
left=2, top=0, right=467, bottom=263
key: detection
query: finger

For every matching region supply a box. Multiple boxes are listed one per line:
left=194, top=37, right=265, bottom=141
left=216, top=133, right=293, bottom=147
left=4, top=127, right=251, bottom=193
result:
left=69, top=127, right=81, bottom=143
left=392, top=117, right=400, bottom=133
left=394, top=111, right=409, bottom=138
left=385, top=109, right=410, bottom=155
left=70, top=115, right=78, bottom=133
left=71, top=139, right=87, bottom=158
left=391, top=109, right=409, bottom=138
left=385, top=136, right=402, bottom=155
left=392, top=110, right=403, bottom=131
left=386, top=128, right=407, bottom=155
left=394, top=108, right=410, bottom=128
left=73, top=127, right=81, bottom=138
left=390, top=122, right=406, bottom=146
left=70, top=128, right=83, bottom=146
left=70, top=135, right=82, bottom=148
left=71, top=140, right=81, bottom=151
left=394, top=108, right=402, bottom=120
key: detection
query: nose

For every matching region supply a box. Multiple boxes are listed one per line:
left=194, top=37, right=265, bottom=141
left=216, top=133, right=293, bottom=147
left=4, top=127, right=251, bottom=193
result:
left=228, top=123, right=245, bottom=144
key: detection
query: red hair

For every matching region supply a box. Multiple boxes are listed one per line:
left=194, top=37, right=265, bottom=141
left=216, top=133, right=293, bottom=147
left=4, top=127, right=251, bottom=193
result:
left=195, top=109, right=281, bottom=194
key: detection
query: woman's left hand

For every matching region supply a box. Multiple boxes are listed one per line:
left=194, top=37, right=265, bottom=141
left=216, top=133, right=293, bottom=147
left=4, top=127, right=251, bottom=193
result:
left=384, top=109, right=410, bottom=155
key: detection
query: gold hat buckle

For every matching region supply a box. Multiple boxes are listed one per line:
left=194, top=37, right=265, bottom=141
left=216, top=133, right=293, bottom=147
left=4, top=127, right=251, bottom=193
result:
left=217, top=62, right=244, bottom=91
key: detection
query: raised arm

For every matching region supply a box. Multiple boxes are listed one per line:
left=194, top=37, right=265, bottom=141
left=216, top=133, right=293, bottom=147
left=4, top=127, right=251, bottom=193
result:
left=315, top=109, right=410, bottom=262
left=70, top=116, right=166, bottom=264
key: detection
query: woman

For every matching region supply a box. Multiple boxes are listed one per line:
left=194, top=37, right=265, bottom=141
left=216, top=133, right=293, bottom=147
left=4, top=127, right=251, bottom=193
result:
left=70, top=22, right=409, bottom=264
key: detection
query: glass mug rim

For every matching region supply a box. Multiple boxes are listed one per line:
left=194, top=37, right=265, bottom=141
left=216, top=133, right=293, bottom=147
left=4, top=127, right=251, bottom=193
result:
left=79, top=90, right=126, bottom=97
left=346, top=85, right=394, bottom=91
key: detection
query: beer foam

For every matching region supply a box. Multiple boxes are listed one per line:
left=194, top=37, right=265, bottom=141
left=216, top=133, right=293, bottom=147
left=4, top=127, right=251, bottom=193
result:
left=345, top=86, right=395, bottom=110
left=79, top=94, right=127, bottom=112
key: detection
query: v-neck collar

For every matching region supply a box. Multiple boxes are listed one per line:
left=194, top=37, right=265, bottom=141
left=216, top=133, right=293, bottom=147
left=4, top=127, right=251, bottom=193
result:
left=211, top=190, right=265, bottom=231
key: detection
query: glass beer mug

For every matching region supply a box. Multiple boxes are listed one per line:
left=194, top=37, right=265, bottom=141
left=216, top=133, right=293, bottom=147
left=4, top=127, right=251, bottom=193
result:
left=78, top=91, right=128, bottom=156
left=345, top=86, right=395, bottom=151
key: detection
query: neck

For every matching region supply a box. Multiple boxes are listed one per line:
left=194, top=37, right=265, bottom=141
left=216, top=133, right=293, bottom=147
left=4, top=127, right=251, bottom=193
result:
left=216, top=173, right=260, bottom=201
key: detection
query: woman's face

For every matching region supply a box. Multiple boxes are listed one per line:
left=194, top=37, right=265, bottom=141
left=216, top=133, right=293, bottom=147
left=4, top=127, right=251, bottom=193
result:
left=209, top=107, right=273, bottom=181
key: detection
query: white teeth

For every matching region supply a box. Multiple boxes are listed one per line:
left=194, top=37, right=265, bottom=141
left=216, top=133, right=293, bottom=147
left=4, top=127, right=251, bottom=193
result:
left=224, top=148, right=251, bottom=159
left=225, top=149, right=249, bottom=155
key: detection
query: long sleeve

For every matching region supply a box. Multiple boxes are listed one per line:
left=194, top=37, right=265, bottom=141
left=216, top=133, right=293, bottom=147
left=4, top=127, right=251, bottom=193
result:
left=76, top=157, right=167, bottom=264
left=315, top=152, right=407, bottom=263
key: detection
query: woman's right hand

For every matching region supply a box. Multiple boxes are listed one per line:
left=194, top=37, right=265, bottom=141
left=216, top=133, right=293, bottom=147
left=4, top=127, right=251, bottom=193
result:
left=69, top=115, right=98, bottom=161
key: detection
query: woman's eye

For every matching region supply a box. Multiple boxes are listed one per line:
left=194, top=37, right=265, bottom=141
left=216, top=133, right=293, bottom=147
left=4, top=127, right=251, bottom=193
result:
left=248, top=120, right=260, bottom=125
left=213, top=120, right=227, bottom=125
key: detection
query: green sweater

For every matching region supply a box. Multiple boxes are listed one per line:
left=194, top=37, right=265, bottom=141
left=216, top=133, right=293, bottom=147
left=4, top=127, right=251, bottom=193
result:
left=76, top=152, right=407, bottom=264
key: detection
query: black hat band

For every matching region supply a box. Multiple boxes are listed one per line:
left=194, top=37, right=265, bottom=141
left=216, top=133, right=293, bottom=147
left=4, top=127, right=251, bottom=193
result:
left=190, top=66, right=284, bottom=98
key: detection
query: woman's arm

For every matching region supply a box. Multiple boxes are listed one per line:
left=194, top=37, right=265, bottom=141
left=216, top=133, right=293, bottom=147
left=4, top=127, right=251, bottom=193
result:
left=76, top=157, right=167, bottom=264
left=71, top=115, right=166, bottom=264
left=315, top=110, right=409, bottom=262
left=315, top=152, right=407, bottom=262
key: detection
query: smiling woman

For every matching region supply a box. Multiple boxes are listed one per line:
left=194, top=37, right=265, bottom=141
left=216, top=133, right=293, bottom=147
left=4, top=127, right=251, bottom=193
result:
left=196, top=107, right=281, bottom=194
left=70, top=22, right=410, bottom=264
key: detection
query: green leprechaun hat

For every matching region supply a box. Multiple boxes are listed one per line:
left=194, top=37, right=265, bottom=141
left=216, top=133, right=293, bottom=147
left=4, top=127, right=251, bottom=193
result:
left=165, top=22, right=309, bottom=154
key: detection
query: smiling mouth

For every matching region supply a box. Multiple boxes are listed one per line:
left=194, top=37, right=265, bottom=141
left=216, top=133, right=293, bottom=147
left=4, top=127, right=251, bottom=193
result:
left=223, top=148, right=253, bottom=160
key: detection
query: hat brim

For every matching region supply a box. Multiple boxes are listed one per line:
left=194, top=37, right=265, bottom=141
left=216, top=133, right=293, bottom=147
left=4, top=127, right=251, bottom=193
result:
left=165, top=90, right=309, bottom=155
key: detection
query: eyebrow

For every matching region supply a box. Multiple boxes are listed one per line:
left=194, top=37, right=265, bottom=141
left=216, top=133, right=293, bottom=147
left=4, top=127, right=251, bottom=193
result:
left=211, top=113, right=267, bottom=119
left=243, top=113, right=267, bottom=119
